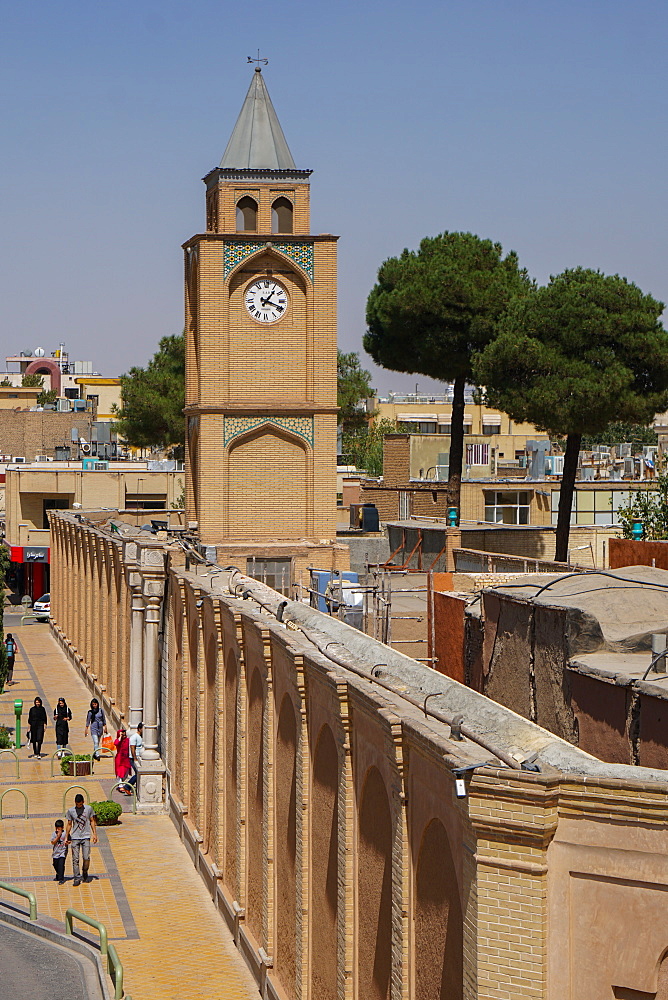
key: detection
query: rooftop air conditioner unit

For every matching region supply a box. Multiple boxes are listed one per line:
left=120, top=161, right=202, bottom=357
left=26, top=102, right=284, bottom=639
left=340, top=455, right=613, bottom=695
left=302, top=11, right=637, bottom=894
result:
left=11, top=456, right=26, bottom=463
left=56, top=399, right=71, bottom=412
left=92, top=461, right=109, bottom=471
left=35, top=455, right=53, bottom=462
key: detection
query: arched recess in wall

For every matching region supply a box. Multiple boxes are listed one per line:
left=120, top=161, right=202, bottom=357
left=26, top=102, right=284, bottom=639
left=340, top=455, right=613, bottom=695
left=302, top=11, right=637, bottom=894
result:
left=613, top=948, right=668, bottom=999
left=236, top=196, right=258, bottom=232
left=185, top=587, right=201, bottom=828
left=226, top=426, right=310, bottom=539
left=311, top=723, right=339, bottom=1000
left=202, top=623, right=218, bottom=859
left=275, top=694, right=298, bottom=996
left=224, top=647, right=239, bottom=893
left=271, top=196, right=293, bottom=234
left=246, top=667, right=265, bottom=942
left=169, top=583, right=186, bottom=804
left=414, top=818, right=463, bottom=1000
left=358, top=766, right=393, bottom=1000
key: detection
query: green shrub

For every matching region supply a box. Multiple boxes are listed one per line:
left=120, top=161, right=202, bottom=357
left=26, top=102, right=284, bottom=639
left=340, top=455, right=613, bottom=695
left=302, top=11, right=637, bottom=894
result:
left=60, top=753, right=92, bottom=776
left=90, top=800, right=122, bottom=825
left=0, top=727, right=11, bottom=749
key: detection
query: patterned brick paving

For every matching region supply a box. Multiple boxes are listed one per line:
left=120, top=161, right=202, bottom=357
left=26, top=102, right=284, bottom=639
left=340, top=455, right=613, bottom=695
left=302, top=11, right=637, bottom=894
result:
left=0, top=617, right=258, bottom=1000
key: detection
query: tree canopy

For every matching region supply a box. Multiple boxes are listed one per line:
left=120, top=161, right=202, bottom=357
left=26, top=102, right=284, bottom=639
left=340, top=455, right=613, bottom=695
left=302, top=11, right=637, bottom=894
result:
left=473, top=267, right=668, bottom=560
left=113, top=334, right=185, bottom=455
left=364, top=231, right=530, bottom=507
left=337, top=350, right=374, bottom=431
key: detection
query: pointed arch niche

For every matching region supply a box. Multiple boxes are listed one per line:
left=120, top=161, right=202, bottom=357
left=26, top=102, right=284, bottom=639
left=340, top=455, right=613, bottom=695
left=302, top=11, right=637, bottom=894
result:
left=224, top=423, right=312, bottom=539
left=226, top=251, right=310, bottom=402
left=414, top=818, right=463, bottom=1000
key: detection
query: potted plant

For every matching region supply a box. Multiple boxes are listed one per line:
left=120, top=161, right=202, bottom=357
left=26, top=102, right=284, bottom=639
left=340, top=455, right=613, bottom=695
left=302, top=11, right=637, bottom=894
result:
left=60, top=754, right=92, bottom=777
left=90, top=800, right=122, bottom=826
left=0, top=727, right=11, bottom=750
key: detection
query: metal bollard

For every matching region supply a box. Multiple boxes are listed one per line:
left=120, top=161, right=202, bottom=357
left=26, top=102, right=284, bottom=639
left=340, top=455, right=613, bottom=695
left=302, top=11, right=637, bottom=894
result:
left=13, top=700, right=22, bottom=749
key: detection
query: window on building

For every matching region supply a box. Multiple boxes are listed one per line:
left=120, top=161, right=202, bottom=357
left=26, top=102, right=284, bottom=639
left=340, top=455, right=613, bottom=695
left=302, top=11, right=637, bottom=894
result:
left=236, top=196, right=258, bottom=232
left=482, top=423, right=501, bottom=436
left=248, top=557, right=292, bottom=596
left=64, top=388, right=79, bottom=400
left=484, top=490, right=531, bottom=525
left=271, top=197, right=293, bottom=234
left=124, top=494, right=167, bottom=511
left=466, top=443, right=490, bottom=467
left=550, top=489, right=624, bottom=526
left=43, top=498, right=70, bottom=529
left=437, top=423, right=472, bottom=434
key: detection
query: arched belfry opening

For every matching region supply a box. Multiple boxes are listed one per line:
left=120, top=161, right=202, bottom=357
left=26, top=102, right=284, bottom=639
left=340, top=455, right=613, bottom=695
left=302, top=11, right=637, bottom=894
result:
left=272, top=197, right=293, bottom=234
left=236, top=196, right=258, bottom=232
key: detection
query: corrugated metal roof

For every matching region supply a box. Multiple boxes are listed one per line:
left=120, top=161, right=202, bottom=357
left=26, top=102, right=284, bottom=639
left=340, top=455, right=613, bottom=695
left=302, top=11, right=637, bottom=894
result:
left=220, top=68, right=297, bottom=171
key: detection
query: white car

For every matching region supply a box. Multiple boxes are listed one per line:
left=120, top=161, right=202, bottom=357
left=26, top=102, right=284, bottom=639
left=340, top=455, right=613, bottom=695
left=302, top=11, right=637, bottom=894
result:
left=33, top=593, right=50, bottom=621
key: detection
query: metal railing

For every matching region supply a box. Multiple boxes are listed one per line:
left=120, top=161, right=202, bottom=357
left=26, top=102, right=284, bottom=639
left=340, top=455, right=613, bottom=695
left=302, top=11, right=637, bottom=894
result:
left=0, top=880, right=37, bottom=920
left=62, top=785, right=90, bottom=813
left=0, top=787, right=28, bottom=819
left=65, top=909, right=124, bottom=1000
left=452, top=546, right=571, bottom=575
left=110, top=781, right=137, bottom=814
left=0, top=748, right=20, bottom=779
left=50, top=748, right=75, bottom=777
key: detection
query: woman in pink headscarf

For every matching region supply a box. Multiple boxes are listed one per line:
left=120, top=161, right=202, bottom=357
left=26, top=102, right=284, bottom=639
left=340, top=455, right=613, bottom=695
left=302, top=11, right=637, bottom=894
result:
left=114, top=727, right=132, bottom=794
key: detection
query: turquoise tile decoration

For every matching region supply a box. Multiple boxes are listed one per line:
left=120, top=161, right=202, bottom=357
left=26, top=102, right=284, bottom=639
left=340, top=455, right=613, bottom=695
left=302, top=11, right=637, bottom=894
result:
left=224, top=415, right=314, bottom=447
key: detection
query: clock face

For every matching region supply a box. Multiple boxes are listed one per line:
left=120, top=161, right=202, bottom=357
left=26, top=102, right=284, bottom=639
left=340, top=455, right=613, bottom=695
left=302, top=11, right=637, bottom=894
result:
left=244, top=279, right=288, bottom=324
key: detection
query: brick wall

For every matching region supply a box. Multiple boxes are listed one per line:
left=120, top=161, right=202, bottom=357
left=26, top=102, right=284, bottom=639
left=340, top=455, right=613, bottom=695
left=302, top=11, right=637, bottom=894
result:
left=0, top=411, right=93, bottom=461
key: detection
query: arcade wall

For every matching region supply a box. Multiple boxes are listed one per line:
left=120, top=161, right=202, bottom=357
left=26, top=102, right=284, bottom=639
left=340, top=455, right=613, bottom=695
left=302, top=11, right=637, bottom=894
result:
left=48, top=509, right=668, bottom=1000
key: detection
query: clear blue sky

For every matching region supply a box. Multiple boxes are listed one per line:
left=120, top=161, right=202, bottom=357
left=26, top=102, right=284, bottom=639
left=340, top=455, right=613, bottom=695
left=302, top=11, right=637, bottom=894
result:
left=1, top=1, right=666, bottom=395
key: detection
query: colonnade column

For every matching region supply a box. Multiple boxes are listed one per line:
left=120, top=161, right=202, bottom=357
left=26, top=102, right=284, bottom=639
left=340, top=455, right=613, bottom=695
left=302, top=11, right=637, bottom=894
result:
left=127, top=575, right=144, bottom=730
left=142, top=591, right=163, bottom=761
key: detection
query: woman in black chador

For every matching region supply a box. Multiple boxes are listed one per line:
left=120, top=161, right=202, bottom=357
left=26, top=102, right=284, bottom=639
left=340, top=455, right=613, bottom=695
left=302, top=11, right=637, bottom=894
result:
left=27, top=697, right=47, bottom=758
left=53, top=698, right=72, bottom=758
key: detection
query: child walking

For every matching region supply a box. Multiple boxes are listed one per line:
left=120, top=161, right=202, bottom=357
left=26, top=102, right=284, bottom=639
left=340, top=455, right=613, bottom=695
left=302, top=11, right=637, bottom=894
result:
left=51, top=819, right=68, bottom=885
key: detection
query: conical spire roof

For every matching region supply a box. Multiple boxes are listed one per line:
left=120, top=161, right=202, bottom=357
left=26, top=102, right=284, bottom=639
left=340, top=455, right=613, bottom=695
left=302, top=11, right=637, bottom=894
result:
left=220, top=68, right=297, bottom=171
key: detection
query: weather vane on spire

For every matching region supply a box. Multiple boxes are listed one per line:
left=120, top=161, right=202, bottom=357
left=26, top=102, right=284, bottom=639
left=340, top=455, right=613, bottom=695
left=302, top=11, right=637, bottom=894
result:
left=247, top=51, right=268, bottom=69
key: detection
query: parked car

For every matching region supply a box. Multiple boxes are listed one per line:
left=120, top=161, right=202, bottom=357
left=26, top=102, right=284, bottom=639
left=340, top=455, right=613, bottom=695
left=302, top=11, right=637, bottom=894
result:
left=33, top=593, right=50, bottom=621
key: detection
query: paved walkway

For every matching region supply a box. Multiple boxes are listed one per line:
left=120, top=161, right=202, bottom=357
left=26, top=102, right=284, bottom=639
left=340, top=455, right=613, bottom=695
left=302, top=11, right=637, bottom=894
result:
left=0, top=614, right=258, bottom=1000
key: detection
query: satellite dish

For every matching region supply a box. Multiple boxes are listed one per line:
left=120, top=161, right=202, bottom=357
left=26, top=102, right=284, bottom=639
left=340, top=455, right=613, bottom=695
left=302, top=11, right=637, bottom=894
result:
left=34, top=347, right=45, bottom=357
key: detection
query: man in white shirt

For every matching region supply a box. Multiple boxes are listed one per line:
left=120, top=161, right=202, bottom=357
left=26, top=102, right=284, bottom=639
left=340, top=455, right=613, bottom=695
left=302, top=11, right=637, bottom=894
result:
left=127, top=722, right=143, bottom=789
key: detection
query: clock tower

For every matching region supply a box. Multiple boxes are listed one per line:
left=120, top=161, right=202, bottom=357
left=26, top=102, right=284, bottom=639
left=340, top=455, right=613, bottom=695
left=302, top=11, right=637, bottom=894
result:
left=183, top=67, right=347, bottom=580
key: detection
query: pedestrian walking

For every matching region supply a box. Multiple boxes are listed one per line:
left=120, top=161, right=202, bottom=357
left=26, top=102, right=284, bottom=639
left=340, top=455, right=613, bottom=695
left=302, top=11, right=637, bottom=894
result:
left=65, top=794, right=97, bottom=886
left=27, top=696, right=47, bottom=758
left=4, top=634, right=15, bottom=685
left=51, top=819, right=68, bottom=885
left=84, top=698, right=107, bottom=760
left=127, top=722, right=144, bottom=788
left=114, top=727, right=132, bottom=793
left=53, top=697, right=72, bottom=758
